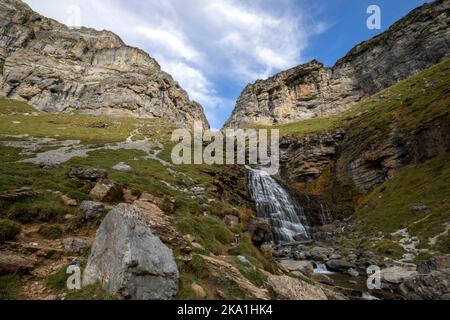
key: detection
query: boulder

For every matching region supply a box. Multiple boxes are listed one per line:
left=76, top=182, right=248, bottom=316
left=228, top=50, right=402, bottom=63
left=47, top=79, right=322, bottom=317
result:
left=326, top=259, right=354, bottom=272
left=68, top=167, right=107, bottom=181
left=267, top=275, right=327, bottom=300
left=310, top=247, right=334, bottom=262
left=0, top=187, right=38, bottom=201
left=311, top=273, right=335, bottom=285
left=280, top=260, right=314, bottom=276
left=89, top=179, right=123, bottom=202
left=381, top=266, right=418, bottom=285
left=122, top=188, right=139, bottom=204
left=62, top=237, right=90, bottom=254
left=347, top=268, right=359, bottom=277
left=417, top=255, right=450, bottom=274
left=223, top=215, right=240, bottom=229
left=83, top=203, right=179, bottom=300
left=80, top=201, right=105, bottom=220
left=0, top=251, right=35, bottom=274
left=191, top=283, right=207, bottom=299
left=112, top=162, right=132, bottom=172
left=61, top=195, right=78, bottom=207
left=246, top=217, right=271, bottom=245
left=139, top=193, right=163, bottom=206
left=399, top=269, right=450, bottom=300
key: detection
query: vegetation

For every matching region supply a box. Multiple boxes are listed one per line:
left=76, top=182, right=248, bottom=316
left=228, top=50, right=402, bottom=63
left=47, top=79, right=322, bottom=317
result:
left=0, top=219, right=21, bottom=241
left=0, top=274, right=21, bottom=299
left=38, top=224, right=63, bottom=239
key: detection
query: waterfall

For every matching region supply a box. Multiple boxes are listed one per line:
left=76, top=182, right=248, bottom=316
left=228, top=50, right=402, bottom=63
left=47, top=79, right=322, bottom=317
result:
left=313, top=262, right=334, bottom=274
left=246, top=166, right=310, bottom=243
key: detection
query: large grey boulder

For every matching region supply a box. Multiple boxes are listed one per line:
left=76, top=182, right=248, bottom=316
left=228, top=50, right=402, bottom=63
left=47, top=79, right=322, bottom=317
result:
left=82, top=203, right=179, bottom=300
left=80, top=201, right=105, bottom=220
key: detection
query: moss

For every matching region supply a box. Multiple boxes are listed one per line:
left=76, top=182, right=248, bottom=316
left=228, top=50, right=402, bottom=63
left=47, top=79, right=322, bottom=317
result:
left=176, top=215, right=234, bottom=255
left=0, top=219, right=21, bottom=241
left=46, top=265, right=71, bottom=291
left=0, top=97, right=36, bottom=114
left=64, top=284, right=118, bottom=300
left=38, top=224, right=63, bottom=240
left=373, top=241, right=405, bottom=260
left=234, top=257, right=266, bottom=287
left=0, top=274, right=21, bottom=299
left=185, top=255, right=208, bottom=279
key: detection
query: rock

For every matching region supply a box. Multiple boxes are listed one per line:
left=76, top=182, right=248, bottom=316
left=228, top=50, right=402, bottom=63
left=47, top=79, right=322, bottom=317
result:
left=311, top=273, right=334, bottom=285
left=245, top=218, right=271, bottom=245
left=82, top=203, right=179, bottom=300
left=381, top=266, right=418, bottom=285
left=61, top=195, right=77, bottom=207
left=0, top=187, right=38, bottom=201
left=183, top=234, right=195, bottom=243
left=224, top=1, right=450, bottom=128
left=62, top=237, right=90, bottom=254
left=0, top=250, right=35, bottom=274
left=200, top=255, right=269, bottom=300
left=191, top=283, right=206, bottom=299
left=310, top=247, right=334, bottom=262
left=347, top=268, right=359, bottom=277
left=266, top=274, right=327, bottom=300
left=80, top=201, right=105, bottom=220
left=417, top=255, right=450, bottom=274
left=223, top=215, right=240, bottom=229
left=122, top=188, right=138, bottom=204
left=89, top=179, right=123, bottom=202
left=237, top=255, right=253, bottom=267
left=139, top=193, right=163, bottom=206
left=293, top=233, right=310, bottom=241
left=410, top=205, right=428, bottom=213
left=112, top=162, right=132, bottom=172
left=280, top=260, right=314, bottom=276
left=68, top=167, right=107, bottom=181
left=326, top=259, right=354, bottom=272
left=399, top=269, right=450, bottom=299
left=0, top=0, right=209, bottom=128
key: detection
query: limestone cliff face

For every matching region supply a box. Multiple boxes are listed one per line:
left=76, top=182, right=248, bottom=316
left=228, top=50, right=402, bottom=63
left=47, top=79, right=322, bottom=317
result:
left=0, top=0, right=209, bottom=128
left=224, top=0, right=450, bottom=128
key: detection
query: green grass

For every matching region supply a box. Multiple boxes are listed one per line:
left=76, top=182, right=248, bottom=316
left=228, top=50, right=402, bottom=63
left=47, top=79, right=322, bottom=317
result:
left=46, top=265, right=71, bottom=291
left=0, top=97, right=36, bottom=114
left=38, top=224, right=63, bottom=239
left=355, top=153, right=450, bottom=251
left=64, top=285, right=118, bottom=300
left=372, top=240, right=405, bottom=260
left=185, top=255, right=208, bottom=279
left=0, top=274, right=21, bottom=299
left=234, top=257, right=266, bottom=287
left=0, top=219, right=21, bottom=241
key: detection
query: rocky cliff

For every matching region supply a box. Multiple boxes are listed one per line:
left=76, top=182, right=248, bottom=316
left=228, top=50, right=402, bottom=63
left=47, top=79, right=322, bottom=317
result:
left=0, top=0, right=209, bottom=128
left=224, top=0, right=450, bottom=128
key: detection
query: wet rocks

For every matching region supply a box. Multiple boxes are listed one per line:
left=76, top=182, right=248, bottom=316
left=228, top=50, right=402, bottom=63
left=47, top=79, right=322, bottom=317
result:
left=80, top=201, right=105, bottom=220
left=68, top=167, right=107, bottom=181
left=326, top=259, right=354, bottom=272
left=83, top=203, right=179, bottom=300
left=89, top=179, right=123, bottom=202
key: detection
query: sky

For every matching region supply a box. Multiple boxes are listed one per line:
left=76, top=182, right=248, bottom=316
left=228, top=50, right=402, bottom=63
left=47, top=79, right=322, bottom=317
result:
left=24, top=0, right=430, bottom=130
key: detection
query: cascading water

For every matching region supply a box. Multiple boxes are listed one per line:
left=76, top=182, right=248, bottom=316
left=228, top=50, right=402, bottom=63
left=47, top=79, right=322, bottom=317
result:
left=246, top=166, right=310, bottom=243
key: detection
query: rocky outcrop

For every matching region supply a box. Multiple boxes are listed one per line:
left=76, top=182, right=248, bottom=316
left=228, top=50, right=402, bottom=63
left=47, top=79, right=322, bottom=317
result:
left=225, top=0, right=450, bottom=128
left=83, top=203, right=179, bottom=300
left=0, top=0, right=209, bottom=128
left=266, top=274, right=327, bottom=300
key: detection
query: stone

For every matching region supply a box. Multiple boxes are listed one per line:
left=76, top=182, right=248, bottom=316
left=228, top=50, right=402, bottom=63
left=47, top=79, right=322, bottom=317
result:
left=82, top=203, right=179, bottom=300
left=326, top=259, right=354, bottom=272
left=139, top=193, right=163, bottom=206
left=266, top=275, right=327, bottom=300
left=310, top=247, right=334, bottom=262
left=112, top=162, right=132, bottom=172
left=224, top=1, right=450, bottom=128
left=0, top=0, right=209, bottom=128
left=410, top=205, right=428, bottom=213
left=223, top=215, right=240, bottom=229
left=399, top=269, right=450, bottom=300
left=68, top=167, right=107, bottom=181
left=61, top=195, right=77, bottom=207
left=311, top=273, right=334, bottom=285
left=183, top=234, right=195, bottom=243
left=122, top=188, right=138, bottom=204
left=280, top=260, right=314, bottom=276
left=347, top=268, right=359, bottom=277
left=381, top=266, right=418, bottom=285
left=191, top=283, right=206, bottom=299
left=245, top=217, right=271, bottom=245
left=62, top=237, right=90, bottom=254
left=293, top=233, right=310, bottom=241
left=0, top=187, right=38, bottom=201
left=89, top=179, right=123, bottom=202
left=0, top=250, right=35, bottom=274
left=80, top=201, right=105, bottom=220
left=417, top=255, right=450, bottom=274
left=237, top=255, right=253, bottom=267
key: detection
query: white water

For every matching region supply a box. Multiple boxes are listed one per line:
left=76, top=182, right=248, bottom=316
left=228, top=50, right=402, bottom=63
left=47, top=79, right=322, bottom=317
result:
left=362, top=292, right=380, bottom=300
left=247, top=166, right=309, bottom=243
left=313, top=262, right=335, bottom=275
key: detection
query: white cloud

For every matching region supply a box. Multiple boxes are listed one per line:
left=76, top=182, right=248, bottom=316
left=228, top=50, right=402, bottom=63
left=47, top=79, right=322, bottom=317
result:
left=23, top=0, right=327, bottom=128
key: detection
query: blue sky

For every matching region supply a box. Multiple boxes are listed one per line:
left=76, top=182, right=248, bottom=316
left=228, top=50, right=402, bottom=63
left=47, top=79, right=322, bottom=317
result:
left=24, top=0, right=430, bottom=129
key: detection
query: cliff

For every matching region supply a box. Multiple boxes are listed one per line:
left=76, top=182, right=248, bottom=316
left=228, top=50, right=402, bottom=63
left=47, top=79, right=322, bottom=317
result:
left=224, top=0, right=450, bottom=128
left=0, top=0, right=209, bottom=128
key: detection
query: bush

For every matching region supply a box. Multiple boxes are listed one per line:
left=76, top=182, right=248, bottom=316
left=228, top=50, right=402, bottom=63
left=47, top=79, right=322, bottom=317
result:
left=0, top=274, right=21, bottom=299
left=46, top=265, right=70, bottom=290
left=0, top=219, right=21, bottom=241
left=38, top=225, right=63, bottom=239
left=186, top=255, right=208, bottom=279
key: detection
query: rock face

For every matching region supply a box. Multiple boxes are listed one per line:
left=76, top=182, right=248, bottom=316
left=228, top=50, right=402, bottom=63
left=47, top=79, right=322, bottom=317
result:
left=83, top=203, right=179, bottom=300
left=267, top=274, right=327, bottom=300
left=224, top=0, right=450, bottom=128
left=0, top=0, right=208, bottom=128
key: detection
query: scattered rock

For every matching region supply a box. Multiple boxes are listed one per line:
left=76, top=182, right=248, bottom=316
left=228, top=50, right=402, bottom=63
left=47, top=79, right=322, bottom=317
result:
left=62, top=237, right=90, bottom=254
left=326, top=259, right=354, bottom=272
left=89, top=179, right=123, bottom=202
left=139, top=193, right=163, bottom=206
left=112, top=162, right=132, bottom=172
left=0, top=187, right=38, bottom=201
left=223, top=215, right=240, bottom=229
left=122, top=188, right=138, bottom=204
left=311, top=273, right=334, bottom=285
left=0, top=251, right=35, bottom=274
left=267, top=274, right=327, bottom=300
left=399, top=269, right=450, bottom=300
left=68, top=167, right=107, bottom=181
left=191, top=283, right=207, bottom=299
left=80, top=201, right=105, bottom=220
left=61, top=195, right=77, bottom=207
left=83, top=203, right=179, bottom=300
left=417, top=255, right=450, bottom=274
left=410, top=205, right=428, bottom=213
left=280, top=260, right=314, bottom=276
left=347, top=268, right=359, bottom=277
left=310, top=247, right=334, bottom=262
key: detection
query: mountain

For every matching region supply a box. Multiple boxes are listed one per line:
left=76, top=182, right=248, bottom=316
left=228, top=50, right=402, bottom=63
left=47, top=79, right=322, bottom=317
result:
left=0, top=0, right=209, bottom=128
left=224, top=0, right=450, bottom=128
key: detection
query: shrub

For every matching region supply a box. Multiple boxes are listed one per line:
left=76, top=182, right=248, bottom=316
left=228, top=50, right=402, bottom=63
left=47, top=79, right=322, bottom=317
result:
left=0, top=274, right=21, bottom=299
left=38, top=225, right=63, bottom=239
left=0, top=219, right=21, bottom=241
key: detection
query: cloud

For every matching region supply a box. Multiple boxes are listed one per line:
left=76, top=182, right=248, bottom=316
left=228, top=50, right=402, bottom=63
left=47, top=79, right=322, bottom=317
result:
left=23, top=0, right=327, bottom=128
